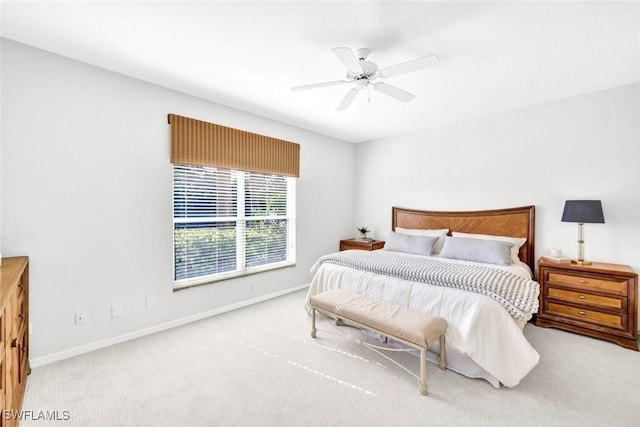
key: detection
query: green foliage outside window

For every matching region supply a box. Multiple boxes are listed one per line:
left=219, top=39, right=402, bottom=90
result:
left=174, top=226, right=236, bottom=280
left=174, top=220, right=288, bottom=280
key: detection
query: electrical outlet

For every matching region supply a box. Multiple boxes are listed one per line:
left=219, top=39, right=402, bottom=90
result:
left=145, top=296, right=156, bottom=310
left=111, top=303, right=123, bottom=318
left=75, top=312, right=86, bottom=325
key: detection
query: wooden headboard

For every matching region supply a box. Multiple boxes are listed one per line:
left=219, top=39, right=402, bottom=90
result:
left=392, top=206, right=536, bottom=271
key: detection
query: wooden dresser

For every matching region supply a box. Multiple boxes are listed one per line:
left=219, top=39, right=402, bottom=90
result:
left=536, top=258, right=638, bottom=351
left=339, top=239, right=385, bottom=251
left=1, top=257, right=30, bottom=426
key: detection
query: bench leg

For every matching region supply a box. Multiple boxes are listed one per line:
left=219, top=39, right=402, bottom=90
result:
left=311, top=308, right=317, bottom=338
left=419, top=349, right=427, bottom=396
left=439, top=334, right=447, bottom=370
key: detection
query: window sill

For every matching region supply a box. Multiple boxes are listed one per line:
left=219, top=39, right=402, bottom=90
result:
left=172, top=260, right=296, bottom=291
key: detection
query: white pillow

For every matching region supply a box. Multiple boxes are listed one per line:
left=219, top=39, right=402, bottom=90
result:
left=451, top=232, right=526, bottom=264
left=395, top=227, right=449, bottom=254
left=439, top=237, right=514, bottom=265
left=383, top=232, right=439, bottom=256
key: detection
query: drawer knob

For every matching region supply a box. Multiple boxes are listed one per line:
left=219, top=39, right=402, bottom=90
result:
left=579, top=295, right=586, bottom=299
left=579, top=279, right=587, bottom=284
left=578, top=311, right=586, bottom=315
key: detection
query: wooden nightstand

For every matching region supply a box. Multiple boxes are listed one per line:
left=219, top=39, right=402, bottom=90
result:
left=339, top=239, right=385, bottom=251
left=536, top=258, right=638, bottom=351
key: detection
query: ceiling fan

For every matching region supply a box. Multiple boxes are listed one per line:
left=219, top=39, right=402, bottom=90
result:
left=292, top=47, right=439, bottom=111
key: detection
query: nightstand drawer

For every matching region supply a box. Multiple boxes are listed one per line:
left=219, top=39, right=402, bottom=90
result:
left=547, top=302, right=625, bottom=330
left=339, top=239, right=385, bottom=251
left=547, top=287, right=623, bottom=310
left=547, top=271, right=627, bottom=296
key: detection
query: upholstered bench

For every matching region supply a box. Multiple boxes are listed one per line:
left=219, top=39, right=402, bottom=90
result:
left=309, top=288, right=447, bottom=396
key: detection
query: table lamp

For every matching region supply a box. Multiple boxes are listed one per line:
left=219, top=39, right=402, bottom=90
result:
left=561, top=200, right=605, bottom=265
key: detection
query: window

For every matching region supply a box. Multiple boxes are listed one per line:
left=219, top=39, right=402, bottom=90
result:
left=173, top=164, right=296, bottom=289
left=167, top=113, right=299, bottom=289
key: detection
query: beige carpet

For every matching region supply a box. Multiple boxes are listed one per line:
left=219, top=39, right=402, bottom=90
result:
left=21, top=289, right=640, bottom=427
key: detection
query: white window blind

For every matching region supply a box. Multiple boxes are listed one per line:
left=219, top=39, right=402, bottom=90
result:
left=173, top=164, right=296, bottom=289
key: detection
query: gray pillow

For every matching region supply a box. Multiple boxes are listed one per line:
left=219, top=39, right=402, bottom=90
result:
left=439, top=237, right=514, bottom=265
left=383, top=232, right=439, bottom=256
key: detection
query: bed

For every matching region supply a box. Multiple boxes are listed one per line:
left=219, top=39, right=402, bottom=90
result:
left=304, top=205, right=540, bottom=388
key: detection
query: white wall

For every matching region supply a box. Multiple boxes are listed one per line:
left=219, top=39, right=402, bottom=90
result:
left=1, top=39, right=356, bottom=361
left=355, top=83, right=640, bottom=273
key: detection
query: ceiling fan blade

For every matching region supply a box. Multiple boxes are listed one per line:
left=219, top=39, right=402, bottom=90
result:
left=373, top=82, right=416, bottom=103
left=332, top=47, right=362, bottom=74
left=291, top=80, right=349, bottom=91
left=336, top=88, right=359, bottom=111
left=377, top=55, right=439, bottom=78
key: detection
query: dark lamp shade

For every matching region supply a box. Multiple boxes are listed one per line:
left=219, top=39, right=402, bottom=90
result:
left=561, top=200, right=605, bottom=224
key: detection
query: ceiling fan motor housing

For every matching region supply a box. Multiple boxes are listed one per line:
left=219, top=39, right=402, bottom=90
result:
left=359, top=61, right=378, bottom=76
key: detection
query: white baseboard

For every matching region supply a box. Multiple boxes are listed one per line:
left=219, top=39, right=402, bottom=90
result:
left=30, top=283, right=310, bottom=368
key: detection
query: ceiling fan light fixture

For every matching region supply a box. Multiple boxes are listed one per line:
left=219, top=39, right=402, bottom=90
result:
left=355, top=80, right=369, bottom=89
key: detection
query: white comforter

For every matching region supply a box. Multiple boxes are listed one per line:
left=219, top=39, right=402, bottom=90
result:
left=304, top=251, right=540, bottom=388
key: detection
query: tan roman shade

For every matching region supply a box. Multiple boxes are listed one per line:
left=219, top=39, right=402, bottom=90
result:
left=168, top=113, right=300, bottom=177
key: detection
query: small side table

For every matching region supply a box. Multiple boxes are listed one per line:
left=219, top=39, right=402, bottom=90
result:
left=339, top=239, right=385, bottom=251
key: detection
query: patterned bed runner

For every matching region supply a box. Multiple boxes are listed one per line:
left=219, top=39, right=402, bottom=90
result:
left=311, top=251, right=539, bottom=321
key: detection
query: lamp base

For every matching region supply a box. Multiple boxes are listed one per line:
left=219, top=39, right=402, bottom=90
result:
left=571, top=259, right=592, bottom=266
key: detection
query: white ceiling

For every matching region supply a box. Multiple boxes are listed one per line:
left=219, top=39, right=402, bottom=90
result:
left=1, top=1, right=638, bottom=143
